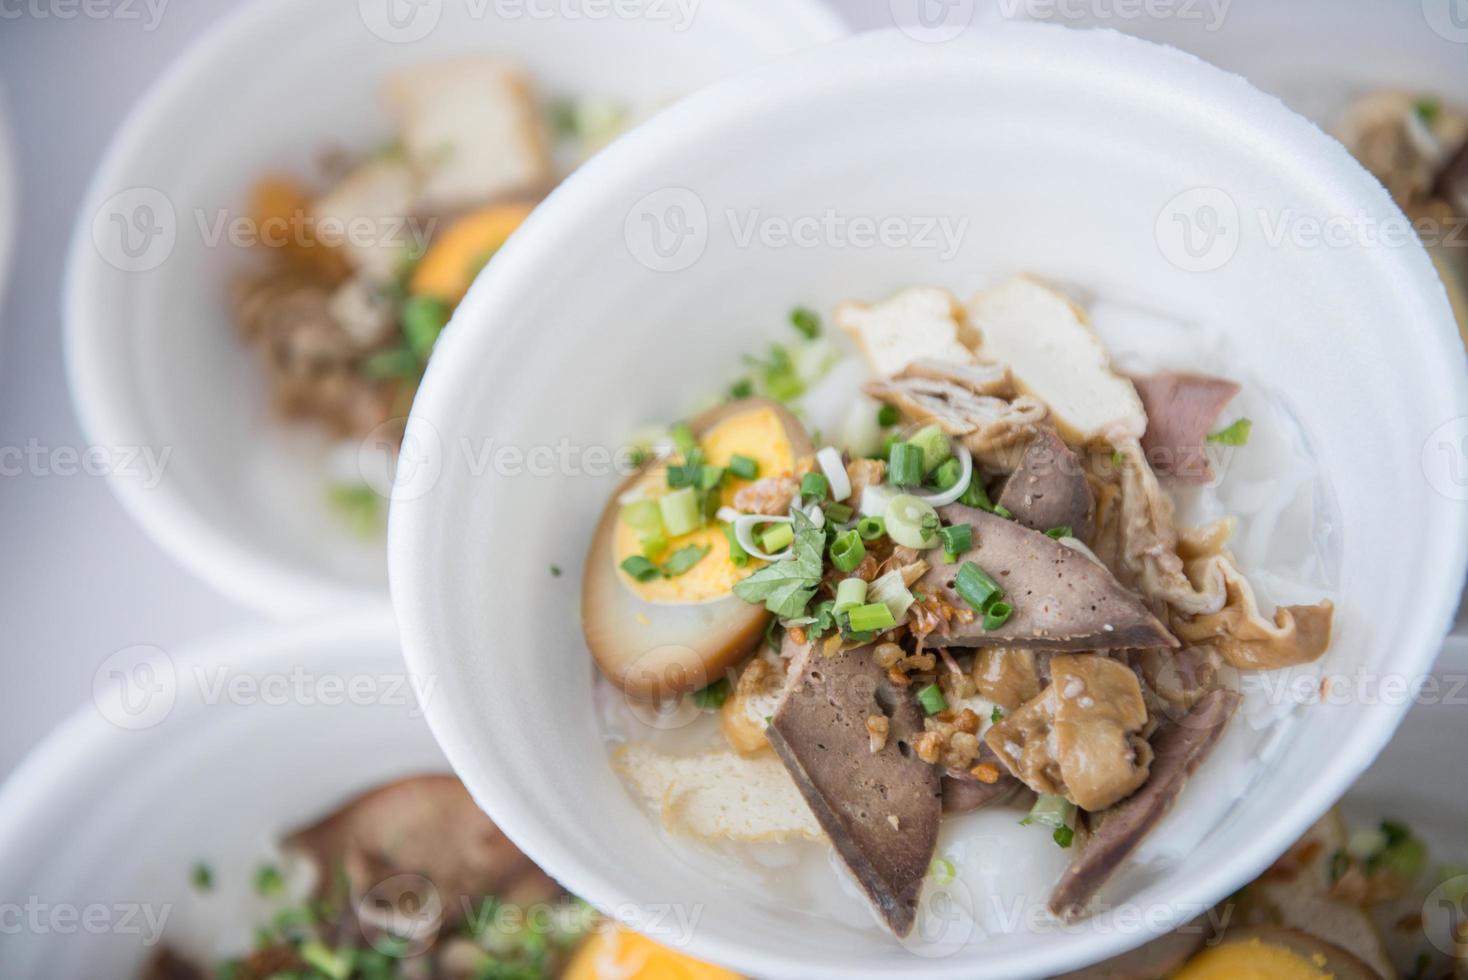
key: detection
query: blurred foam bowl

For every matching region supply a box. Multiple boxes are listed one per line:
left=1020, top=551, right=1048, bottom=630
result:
left=62, top=0, right=846, bottom=618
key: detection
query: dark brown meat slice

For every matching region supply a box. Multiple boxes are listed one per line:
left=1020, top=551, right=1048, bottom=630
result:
left=995, top=428, right=1095, bottom=541
left=1048, top=689, right=1242, bottom=919
left=766, top=643, right=941, bottom=937
left=285, top=774, right=562, bottom=929
left=921, top=505, right=1177, bottom=651
left=1130, top=372, right=1240, bottom=484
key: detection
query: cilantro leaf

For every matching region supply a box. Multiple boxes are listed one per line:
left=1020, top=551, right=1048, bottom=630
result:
left=732, top=509, right=823, bottom=618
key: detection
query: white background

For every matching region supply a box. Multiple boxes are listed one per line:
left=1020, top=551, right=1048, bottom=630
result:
left=1, top=0, right=1464, bottom=781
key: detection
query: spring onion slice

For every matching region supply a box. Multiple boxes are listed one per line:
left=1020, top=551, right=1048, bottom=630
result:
left=816, top=447, right=852, bottom=502
left=916, top=683, right=947, bottom=715
left=846, top=602, right=897, bottom=633
left=911, top=444, right=974, bottom=508
left=868, top=569, right=916, bottom=623
left=859, top=483, right=898, bottom=518
left=1021, top=793, right=1076, bottom=830
left=732, top=513, right=794, bottom=562
left=886, top=494, right=941, bottom=549
left=833, top=577, right=868, bottom=613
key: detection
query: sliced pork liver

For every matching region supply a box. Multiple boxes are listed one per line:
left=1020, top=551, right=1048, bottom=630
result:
left=921, top=505, right=1176, bottom=651
left=1048, top=688, right=1241, bottom=919
left=766, top=643, right=941, bottom=937
left=1130, top=372, right=1240, bottom=484
left=995, top=428, right=1095, bottom=541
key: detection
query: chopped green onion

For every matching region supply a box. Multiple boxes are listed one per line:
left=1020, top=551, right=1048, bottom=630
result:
left=868, top=569, right=916, bottom=624
left=1415, top=95, right=1442, bottom=124
left=939, top=523, right=972, bottom=562
left=550, top=565, right=562, bottom=577
left=834, top=577, right=868, bottom=613
left=877, top=403, right=899, bottom=427
left=857, top=516, right=886, bottom=541
left=888, top=441, right=925, bottom=487
left=959, top=473, right=993, bottom=510
left=1438, top=866, right=1468, bottom=904
left=621, top=499, right=664, bottom=536
left=670, top=422, right=699, bottom=458
left=722, top=523, right=749, bottom=567
left=990, top=706, right=1004, bottom=724
left=800, top=472, right=829, bottom=502
left=190, top=862, right=214, bottom=892
left=983, top=601, right=1014, bottom=630
left=916, top=683, right=947, bottom=715
left=1347, top=826, right=1388, bottom=861
left=824, top=502, right=854, bottom=524
left=698, top=466, right=726, bottom=491
left=830, top=529, right=866, bottom=573
left=954, top=561, right=1003, bottom=612
left=300, top=940, right=352, bottom=980
left=931, top=456, right=964, bottom=492
left=1045, top=526, right=1073, bottom=540
left=691, top=678, right=731, bottom=710
left=1021, top=793, right=1076, bottom=830
left=993, top=504, right=1012, bottom=519
left=1206, top=418, right=1252, bottom=446
left=908, top=424, right=952, bottom=474
left=254, top=864, right=284, bottom=898
left=790, top=306, right=821, bottom=339
left=729, top=454, right=760, bottom=480
left=640, top=533, right=667, bottom=559
left=661, top=543, right=710, bottom=578
left=1053, top=825, right=1075, bottom=848
left=886, top=494, right=941, bottom=549
left=729, top=378, right=754, bottom=399
left=929, top=857, right=956, bottom=884
left=658, top=487, right=701, bottom=537
left=1383, top=834, right=1428, bottom=881
left=620, top=555, right=659, bottom=582
left=760, top=522, right=795, bottom=553
left=402, top=295, right=451, bottom=360
left=361, top=346, right=421, bottom=381
left=846, top=602, right=897, bottom=633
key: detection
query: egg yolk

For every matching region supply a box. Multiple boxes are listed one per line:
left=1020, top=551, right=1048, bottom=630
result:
left=1172, top=938, right=1336, bottom=980
left=614, top=406, right=795, bottom=605
left=563, top=924, right=741, bottom=980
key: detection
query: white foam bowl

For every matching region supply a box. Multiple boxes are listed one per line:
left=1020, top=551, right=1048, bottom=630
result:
left=0, top=612, right=444, bottom=977
left=62, top=0, right=845, bottom=618
left=389, top=25, right=1468, bottom=979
